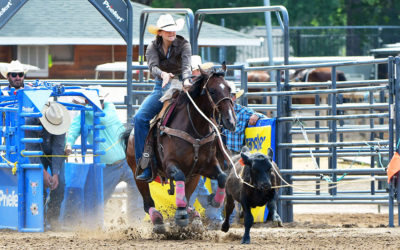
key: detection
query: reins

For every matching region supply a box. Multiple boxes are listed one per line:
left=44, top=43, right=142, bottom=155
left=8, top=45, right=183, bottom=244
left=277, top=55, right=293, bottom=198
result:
left=201, top=74, right=234, bottom=120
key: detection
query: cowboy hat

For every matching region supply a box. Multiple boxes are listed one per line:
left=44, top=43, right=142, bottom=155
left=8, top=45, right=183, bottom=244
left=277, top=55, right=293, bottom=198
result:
left=0, top=60, right=29, bottom=78
left=88, top=85, right=109, bottom=101
left=148, top=14, right=185, bottom=35
left=227, top=80, right=244, bottom=99
left=40, top=102, right=71, bottom=135
left=191, top=55, right=214, bottom=71
left=72, top=85, right=109, bottom=105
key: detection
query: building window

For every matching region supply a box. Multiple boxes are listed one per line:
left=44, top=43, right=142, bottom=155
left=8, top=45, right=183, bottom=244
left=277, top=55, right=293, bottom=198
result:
left=17, top=46, right=49, bottom=77
left=49, top=45, right=74, bottom=64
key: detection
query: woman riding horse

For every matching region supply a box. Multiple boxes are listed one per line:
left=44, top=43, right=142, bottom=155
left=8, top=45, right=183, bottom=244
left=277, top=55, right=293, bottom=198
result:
left=123, top=65, right=236, bottom=232
left=133, top=14, right=192, bottom=182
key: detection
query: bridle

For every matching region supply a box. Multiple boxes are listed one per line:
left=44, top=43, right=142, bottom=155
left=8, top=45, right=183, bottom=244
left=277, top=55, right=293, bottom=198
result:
left=201, top=73, right=234, bottom=121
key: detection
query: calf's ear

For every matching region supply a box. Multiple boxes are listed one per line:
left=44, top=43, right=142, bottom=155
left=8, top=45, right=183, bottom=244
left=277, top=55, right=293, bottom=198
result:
left=241, top=152, right=251, bottom=165
left=241, top=146, right=250, bottom=153
left=267, top=148, right=274, bottom=161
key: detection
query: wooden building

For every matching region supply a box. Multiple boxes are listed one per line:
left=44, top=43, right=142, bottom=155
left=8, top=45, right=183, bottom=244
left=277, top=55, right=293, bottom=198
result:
left=0, top=0, right=259, bottom=79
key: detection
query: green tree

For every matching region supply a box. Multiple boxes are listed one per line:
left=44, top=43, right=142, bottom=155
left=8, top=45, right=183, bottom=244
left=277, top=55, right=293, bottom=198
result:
left=133, top=0, right=400, bottom=56
left=149, top=0, right=266, bottom=30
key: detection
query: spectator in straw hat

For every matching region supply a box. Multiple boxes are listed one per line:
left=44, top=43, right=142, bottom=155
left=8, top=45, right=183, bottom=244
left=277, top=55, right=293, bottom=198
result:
left=65, top=85, right=145, bottom=223
left=1, top=60, right=32, bottom=94
left=24, top=101, right=71, bottom=230
left=191, top=55, right=215, bottom=76
left=134, top=13, right=192, bottom=181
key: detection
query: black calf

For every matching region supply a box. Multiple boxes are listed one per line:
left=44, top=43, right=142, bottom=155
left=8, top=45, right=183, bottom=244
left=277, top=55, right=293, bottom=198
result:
left=221, top=146, right=283, bottom=244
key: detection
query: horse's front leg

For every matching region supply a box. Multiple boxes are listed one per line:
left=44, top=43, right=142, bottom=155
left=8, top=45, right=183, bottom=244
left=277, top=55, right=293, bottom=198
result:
left=185, top=175, right=203, bottom=230
left=208, top=164, right=227, bottom=208
left=167, top=164, right=189, bottom=227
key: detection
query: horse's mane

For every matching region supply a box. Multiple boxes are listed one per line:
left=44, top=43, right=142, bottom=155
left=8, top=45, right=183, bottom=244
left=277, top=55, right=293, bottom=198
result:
left=176, top=70, right=225, bottom=105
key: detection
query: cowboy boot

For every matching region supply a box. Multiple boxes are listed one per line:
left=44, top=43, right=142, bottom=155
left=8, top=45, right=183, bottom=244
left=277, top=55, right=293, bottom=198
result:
left=136, top=143, right=153, bottom=181
left=136, top=167, right=152, bottom=182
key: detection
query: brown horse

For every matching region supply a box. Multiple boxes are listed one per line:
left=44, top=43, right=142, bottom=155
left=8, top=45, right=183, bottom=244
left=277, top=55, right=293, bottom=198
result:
left=291, top=67, right=347, bottom=82
left=290, top=67, right=347, bottom=104
left=122, top=64, right=236, bottom=232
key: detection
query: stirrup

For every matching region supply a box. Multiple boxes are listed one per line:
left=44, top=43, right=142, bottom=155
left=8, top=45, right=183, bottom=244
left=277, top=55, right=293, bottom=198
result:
left=138, top=149, right=152, bottom=170
left=136, top=167, right=152, bottom=182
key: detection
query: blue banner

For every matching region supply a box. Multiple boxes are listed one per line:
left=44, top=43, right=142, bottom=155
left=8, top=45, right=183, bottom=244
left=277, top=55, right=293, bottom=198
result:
left=0, top=0, right=28, bottom=29
left=88, top=0, right=128, bottom=41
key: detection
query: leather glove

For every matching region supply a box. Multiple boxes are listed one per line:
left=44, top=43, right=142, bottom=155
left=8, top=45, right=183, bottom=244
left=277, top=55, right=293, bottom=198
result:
left=161, top=71, right=174, bottom=88
left=183, top=78, right=192, bottom=88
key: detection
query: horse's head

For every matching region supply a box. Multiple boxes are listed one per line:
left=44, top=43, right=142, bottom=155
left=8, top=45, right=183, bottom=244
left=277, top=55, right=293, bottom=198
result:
left=188, top=62, right=236, bottom=131
left=241, top=147, right=275, bottom=190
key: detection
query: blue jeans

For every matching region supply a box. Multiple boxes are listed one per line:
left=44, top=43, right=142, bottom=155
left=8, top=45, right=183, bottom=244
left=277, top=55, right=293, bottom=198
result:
left=189, top=177, right=223, bottom=222
left=103, top=159, right=145, bottom=222
left=133, top=82, right=170, bottom=164
left=42, top=157, right=65, bottom=225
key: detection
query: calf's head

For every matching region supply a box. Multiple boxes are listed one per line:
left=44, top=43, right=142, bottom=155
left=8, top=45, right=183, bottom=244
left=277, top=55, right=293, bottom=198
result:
left=241, top=147, right=275, bottom=190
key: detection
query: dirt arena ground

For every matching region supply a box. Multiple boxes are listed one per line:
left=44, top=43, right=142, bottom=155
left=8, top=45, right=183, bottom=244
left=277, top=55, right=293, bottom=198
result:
left=2, top=145, right=399, bottom=249
left=1, top=212, right=400, bottom=249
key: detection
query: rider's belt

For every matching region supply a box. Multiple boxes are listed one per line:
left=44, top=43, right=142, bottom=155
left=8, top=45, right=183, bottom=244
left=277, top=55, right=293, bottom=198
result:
left=106, top=158, right=124, bottom=167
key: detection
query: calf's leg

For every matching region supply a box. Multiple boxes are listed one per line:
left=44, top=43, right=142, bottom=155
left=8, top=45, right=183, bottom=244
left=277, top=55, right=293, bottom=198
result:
left=266, top=191, right=283, bottom=227
left=241, top=199, right=254, bottom=244
left=221, top=193, right=235, bottom=232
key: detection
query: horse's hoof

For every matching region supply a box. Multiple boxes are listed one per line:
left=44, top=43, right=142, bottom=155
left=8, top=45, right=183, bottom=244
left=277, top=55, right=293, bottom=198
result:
left=187, top=206, right=201, bottom=220
left=153, top=224, right=166, bottom=234
left=190, top=217, right=204, bottom=232
left=174, top=207, right=189, bottom=227
left=149, top=207, right=164, bottom=225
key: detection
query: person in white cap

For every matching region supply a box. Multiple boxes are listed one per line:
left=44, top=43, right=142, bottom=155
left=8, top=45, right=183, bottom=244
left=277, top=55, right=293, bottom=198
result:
left=65, top=86, right=145, bottom=223
left=190, top=55, right=214, bottom=77
left=1, top=60, right=30, bottom=92
left=24, top=101, right=71, bottom=230
left=134, top=14, right=192, bottom=181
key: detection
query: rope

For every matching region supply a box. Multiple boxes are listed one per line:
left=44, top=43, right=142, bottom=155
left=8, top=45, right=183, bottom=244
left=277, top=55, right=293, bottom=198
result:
left=364, top=141, right=386, bottom=169
left=267, top=116, right=383, bottom=192
left=294, top=116, right=334, bottom=183
left=184, top=89, right=256, bottom=189
left=1, top=154, right=18, bottom=175
left=181, top=96, right=379, bottom=192
left=271, top=176, right=377, bottom=192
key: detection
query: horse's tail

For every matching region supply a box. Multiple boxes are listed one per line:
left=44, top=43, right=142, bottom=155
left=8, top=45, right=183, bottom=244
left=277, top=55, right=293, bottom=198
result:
left=121, top=126, right=133, bottom=153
